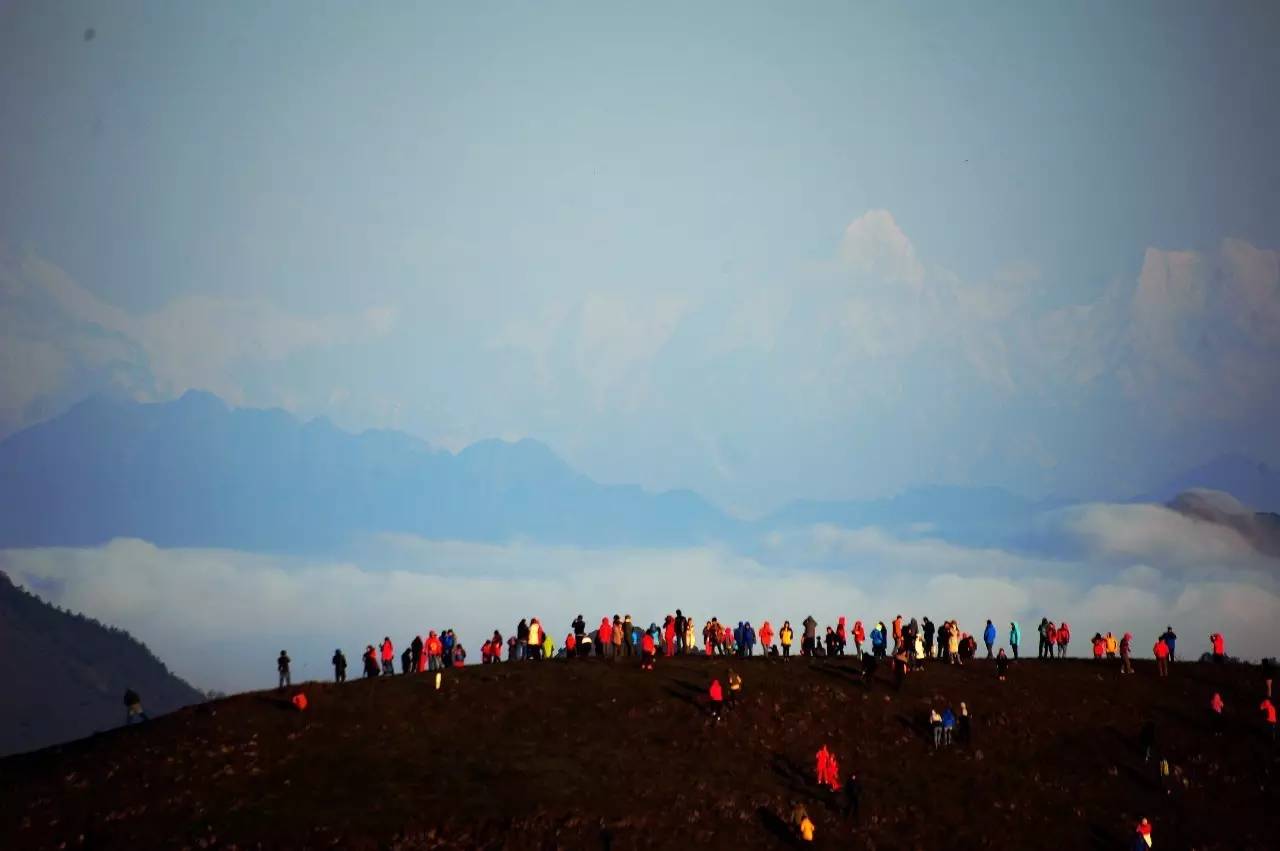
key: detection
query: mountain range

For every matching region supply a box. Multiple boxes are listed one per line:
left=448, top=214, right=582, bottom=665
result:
left=1, top=391, right=1277, bottom=553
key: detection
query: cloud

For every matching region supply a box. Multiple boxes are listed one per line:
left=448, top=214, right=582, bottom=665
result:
left=0, top=249, right=396, bottom=434
left=3, top=506, right=1276, bottom=693
left=838, top=210, right=924, bottom=286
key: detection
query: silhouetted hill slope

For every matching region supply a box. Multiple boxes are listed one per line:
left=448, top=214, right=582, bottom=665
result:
left=2, top=657, right=1274, bottom=849
left=0, top=392, right=735, bottom=551
left=0, top=571, right=204, bottom=757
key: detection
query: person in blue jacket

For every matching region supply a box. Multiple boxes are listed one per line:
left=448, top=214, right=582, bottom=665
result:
left=1009, top=621, right=1021, bottom=659
left=870, top=624, right=885, bottom=658
left=942, top=707, right=956, bottom=745
left=1159, top=626, right=1178, bottom=662
left=983, top=620, right=997, bottom=658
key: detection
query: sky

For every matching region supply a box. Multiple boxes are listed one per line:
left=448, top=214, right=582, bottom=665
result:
left=2, top=3, right=1279, bottom=689
left=3, top=2, right=1280, bottom=515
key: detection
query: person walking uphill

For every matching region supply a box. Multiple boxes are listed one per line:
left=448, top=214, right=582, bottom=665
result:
left=277, top=650, right=292, bottom=689
left=123, top=689, right=148, bottom=725
left=983, top=620, right=997, bottom=658
left=709, top=678, right=724, bottom=721
left=332, top=649, right=347, bottom=683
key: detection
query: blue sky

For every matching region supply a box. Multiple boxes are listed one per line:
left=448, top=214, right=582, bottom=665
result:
left=3, top=1, right=1279, bottom=515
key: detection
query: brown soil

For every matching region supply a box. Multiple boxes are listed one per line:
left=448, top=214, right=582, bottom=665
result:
left=2, top=655, right=1277, bottom=849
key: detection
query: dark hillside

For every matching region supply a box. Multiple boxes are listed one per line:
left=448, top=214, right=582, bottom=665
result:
left=1, top=656, right=1276, bottom=849
left=0, top=571, right=204, bottom=757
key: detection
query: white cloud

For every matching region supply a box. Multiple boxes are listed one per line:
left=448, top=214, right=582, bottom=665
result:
left=838, top=210, right=925, bottom=286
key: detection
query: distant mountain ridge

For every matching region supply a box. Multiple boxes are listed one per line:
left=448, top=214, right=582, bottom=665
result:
left=0, top=570, right=204, bottom=756
left=0, top=391, right=734, bottom=551
left=1, top=392, right=1276, bottom=554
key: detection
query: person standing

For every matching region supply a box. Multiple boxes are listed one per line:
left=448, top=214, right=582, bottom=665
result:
left=1154, top=636, right=1170, bottom=677
left=1009, top=621, right=1021, bottom=660
left=1057, top=622, right=1071, bottom=657
left=332, top=648, right=347, bottom=683
left=1037, top=618, right=1050, bottom=659
left=983, top=620, right=997, bottom=659
left=1120, top=632, right=1134, bottom=675
left=780, top=621, right=794, bottom=658
left=802, top=615, right=818, bottom=657
left=674, top=609, right=687, bottom=654
left=527, top=617, right=543, bottom=660
left=1210, top=632, right=1226, bottom=663
left=277, top=650, right=292, bottom=689
left=380, top=637, right=394, bottom=676
left=1159, top=626, right=1177, bottom=662
left=410, top=635, right=424, bottom=673
left=854, top=619, right=866, bottom=658
left=622, top=614, right=635, bottom=657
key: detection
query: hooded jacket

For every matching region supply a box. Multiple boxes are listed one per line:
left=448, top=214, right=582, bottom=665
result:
left=1009, top=622, right=1021, bottom=645
left=983, top=622, right=997, bottom=645
left=760, top=621, right=774, bottom=646
left=853, top=620, right=865, bottom=643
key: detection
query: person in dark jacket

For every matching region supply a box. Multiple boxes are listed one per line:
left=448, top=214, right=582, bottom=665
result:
left=362, top=645, right=380, bottom=678
left=410, top=635, right=424, bottom=672
left=277, top=650, right=292, bottom=689
left=843, top=772, right=862, bottom=823
left=983, top=620, right=997, bottom=658
left=332, top=649, right=347, bottom=683
left=922, top=618, right=936, bottom=658
left=957, top=702, right=972, bottom=744
left=674, top=609, right=687, bottom=654
left=123, top=689, right=148, bottom=725
left=995, top=647, right=1009, bottom=681
left=1159, top=626, right=1178, bottom=662
left=1139, top=719, right=1156, bottom=762
left=400, top=646, right=412, bottom=674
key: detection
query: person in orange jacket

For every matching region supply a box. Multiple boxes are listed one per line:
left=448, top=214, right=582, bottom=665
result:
left=1210, top=632, right=1226, bottom=663
left=853, top=620, right=866, bottom=657
left=759, top=620, right=774, bottom=653
left=708, top=678, right=724, bottom=721
left=565, top=633, right=577, bottom=658
left=663, top=616, right=676, bottom=658
left=380, top=637, right=395, bottom=676
left=1260, top=697, right=1277, bottom=742
left=641, top=631, right=656, bottom=671
left=892, top=615, right=903, bottom=653
left=836, top=617, right=847, bottom=656
left=451, top=643, right=466, bottom=668
left=1057, top=622, right=1071, bottom=657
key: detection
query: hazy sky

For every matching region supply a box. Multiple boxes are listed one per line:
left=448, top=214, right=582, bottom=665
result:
left=3, top=2, right=1279, bottom=514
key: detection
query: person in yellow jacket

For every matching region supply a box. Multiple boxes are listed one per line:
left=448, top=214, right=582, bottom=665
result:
left=527, top=617, right=543, bottom=659
left=790, top=802, right=815, bottom=842
left=1105, top=631, right=1118, bottom=659
left=727, top=669, right=743, bottom=707
left=542, top=633, right=554, bottom=660
left=780, top=621, right=794, bottom=659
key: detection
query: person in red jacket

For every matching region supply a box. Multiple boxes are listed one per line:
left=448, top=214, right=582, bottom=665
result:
left=709, top=678, right=724, bottom=721
left=1057, top=622, right=1071, bottom=657
left=1210, top=691, right=1225, bottom=736
left=641, top=631, right=656, bottom=671
left=1153, top=637, right=1169, bottom=677
left=381, top=637, right=395, bottom=676
left=853, top=620, right=866, bottom=657
left=565, top=633, right=576, bottom=659
left=836, top=617, right=848, bottom=656
left=599, top=617, right=613, bottom=659
left=1210, top=632, right=1226, bottom=663
left=760, top=621, right=774, bottom=654
left=1261, top=698, right=1277, bottom=742
left=663, top=616, right=676, bottom=658
left=1045, top=622, right=1058, bottom=659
